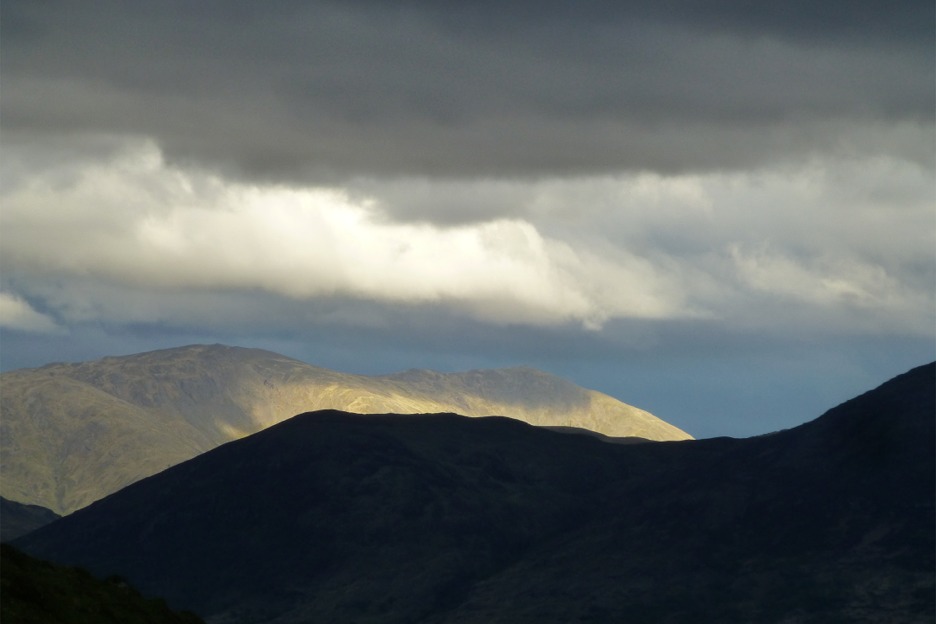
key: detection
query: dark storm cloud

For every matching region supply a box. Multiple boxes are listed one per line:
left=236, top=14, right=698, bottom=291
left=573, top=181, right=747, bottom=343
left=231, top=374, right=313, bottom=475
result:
left=2, top=0, right=932, bottom=181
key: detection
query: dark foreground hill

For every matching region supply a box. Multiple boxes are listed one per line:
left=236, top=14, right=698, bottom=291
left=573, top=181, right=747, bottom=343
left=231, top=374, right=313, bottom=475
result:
left=0, top=344, right=689, bottom=515
left=16, top=363, right=935, bottom=623
left=0, top=544, right=204, bottom=624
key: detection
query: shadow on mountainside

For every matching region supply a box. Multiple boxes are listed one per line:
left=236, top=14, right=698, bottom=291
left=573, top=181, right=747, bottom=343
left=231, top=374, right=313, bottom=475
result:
left=14, top=363, right=935, bottom=623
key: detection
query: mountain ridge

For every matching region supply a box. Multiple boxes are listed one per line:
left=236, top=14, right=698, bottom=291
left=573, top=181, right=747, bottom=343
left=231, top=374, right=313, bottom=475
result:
left=0, top=497, right=61, bottom=542
left=14, top=362, right=934, bottom=623
left=0, top=344, right=690, bottom=515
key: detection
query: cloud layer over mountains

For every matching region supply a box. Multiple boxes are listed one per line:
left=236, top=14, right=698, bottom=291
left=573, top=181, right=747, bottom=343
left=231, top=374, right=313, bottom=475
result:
left=3, top=139, right=930, bottom=336
left=4, top=1, right=932, bottom=178
left=1, top=0, right=932, bottom=436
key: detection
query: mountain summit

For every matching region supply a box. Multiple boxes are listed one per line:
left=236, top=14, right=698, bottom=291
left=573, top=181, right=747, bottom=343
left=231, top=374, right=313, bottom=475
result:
left=0, top=344, right=689, bottom=514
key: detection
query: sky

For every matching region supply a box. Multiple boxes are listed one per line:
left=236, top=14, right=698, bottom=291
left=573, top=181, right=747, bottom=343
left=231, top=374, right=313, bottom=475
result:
left=1, top=1, right=933, bottom=438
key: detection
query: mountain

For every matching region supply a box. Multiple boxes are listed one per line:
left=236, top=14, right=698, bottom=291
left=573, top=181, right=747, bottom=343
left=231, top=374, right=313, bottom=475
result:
left=0, top=497, right=60, bottom=542
left=0, top=344, right=690, bottom=515
left=0, top=543, right=204, bottom=624
left=15, top=363, right=934, bottom=623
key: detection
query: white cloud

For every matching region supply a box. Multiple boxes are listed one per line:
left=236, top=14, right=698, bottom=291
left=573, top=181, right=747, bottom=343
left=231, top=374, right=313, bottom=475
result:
left=1, top=139, right=932, bottom=338
left=0, top=292, right=63, bottom=333
left=0, top=140, right=685, bottom=329
left=730, top=244, right=895, bottom=306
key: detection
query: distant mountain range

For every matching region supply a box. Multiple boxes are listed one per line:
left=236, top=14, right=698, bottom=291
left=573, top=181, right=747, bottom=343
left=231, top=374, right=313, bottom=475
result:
left=14, top=362, right=934, bottom=623
left=0, top=344, right=690, bottom=515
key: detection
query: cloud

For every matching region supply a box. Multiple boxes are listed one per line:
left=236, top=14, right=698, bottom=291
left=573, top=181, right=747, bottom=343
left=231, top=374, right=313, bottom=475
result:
left=0, top=292, right=62, bottom=333
left=0, top=140, right=688, bottom=330
left=1, top=1, right=932, bottom=347
left=727, top=243, right=932, bottom=333
left=2, top=139, right=931, bottom=340
left=2, top=1, right=931, bottom=180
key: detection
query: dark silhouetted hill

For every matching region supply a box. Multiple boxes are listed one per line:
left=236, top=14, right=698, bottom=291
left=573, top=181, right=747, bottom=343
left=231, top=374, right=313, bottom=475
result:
left=15, top=363, right=935, bottom=623
left=0, top=543, right=204, bottom=624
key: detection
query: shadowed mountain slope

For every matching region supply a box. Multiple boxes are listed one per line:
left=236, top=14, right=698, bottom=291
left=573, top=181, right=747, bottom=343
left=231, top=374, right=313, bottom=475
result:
left=16, top=363, right=935, bottom=623
left=0, top=544, right=204, bottom=624
left=433, top=362, right=936, bottom=623
left=0, top=344, right=689, bottom=514
left=0, top=497, right=60, bottom=542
